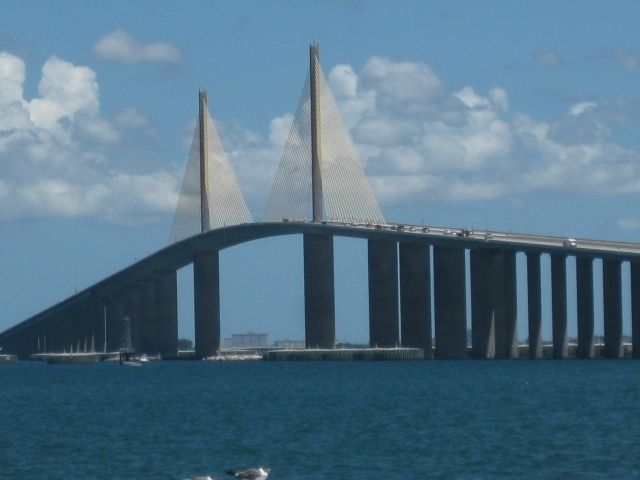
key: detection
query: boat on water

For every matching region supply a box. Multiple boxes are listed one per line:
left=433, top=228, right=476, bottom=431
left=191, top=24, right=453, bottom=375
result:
left=119, top=349, right=142, bottom=366
left=121, top=360, right=142, bottom=367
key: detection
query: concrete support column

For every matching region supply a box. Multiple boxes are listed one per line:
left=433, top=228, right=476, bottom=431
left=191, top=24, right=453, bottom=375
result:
left=42, top=317, right=54, bottom=353
left=70, top=302, right=92, bottom=352
left=470, top=249, right=495, bottom=359
left=124, top=288, right=142, bottom=351
left=17, top=331, right=32, bottom=359
left=155, top=270, right=178, bottom=358
left=399, top=243, right=432, bottom=356
left=368, top=239, right=399, bottom=347
left=527, top=252, right=543, bottom=359
left=85, top=296, right=104, bottom=353
left=69, top=304, right=82, bottom=352
left=631, top=262, right=640, bottom=359
left=551, top=254, right=568, bottom=358
left=500, top=251, right=518, bottom=359
left=304, top=234, right=335, bottom=349
left=433, top=246, right=467, bottom=359
left=470, top=249, right=517, bottom=359
left=603, top=259, right=623, bottom=358
left=59, top=313, right=74, bottom=352
left=139, top=280, right=157, bottom=354
left=194, top=251, right=220, bottom=358
left=4, top=332, right=30, bottom=359
left=576, top=256, right=595, bottom=358
left=106, top=293, right=126, bottom=352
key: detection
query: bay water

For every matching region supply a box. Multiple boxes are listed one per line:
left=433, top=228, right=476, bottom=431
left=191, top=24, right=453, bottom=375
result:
left=1, top=360, right=639, bottom=479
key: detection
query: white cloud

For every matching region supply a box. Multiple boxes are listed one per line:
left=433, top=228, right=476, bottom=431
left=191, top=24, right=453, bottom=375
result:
left=0, top=51, right=25, bottom=106
left=4, top=50, right=640, bottom=225
left=116, top=107, right=151, bottom=128
left=250, top=56, right=640, bottom=206
left=361, top=56, right=442, bottom=112
left=454, top=86, right=490, bottom=109
left=93, top=29, right=183, bottom=64
left=0, top=51, right=178, bottom=223
left=328, top=64, right=376, bottom=129
left=570, top=101, right=598, bottom=117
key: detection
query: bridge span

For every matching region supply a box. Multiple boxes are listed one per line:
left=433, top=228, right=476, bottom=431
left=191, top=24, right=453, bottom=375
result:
left=2, top=44, right=640, bottom=360
left=2, top=220, right=640, bottom=360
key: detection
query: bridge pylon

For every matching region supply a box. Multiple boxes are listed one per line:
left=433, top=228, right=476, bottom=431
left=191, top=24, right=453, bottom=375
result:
left=264, top=44, right=384, bottom=225
left=170, top=89, right=252, bottom=243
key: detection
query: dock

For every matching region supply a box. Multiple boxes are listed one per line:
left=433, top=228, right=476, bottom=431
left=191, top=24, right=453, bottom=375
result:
left=0, top=354, right=17, bottom=363
left=263, top=347, right=425, bottom=361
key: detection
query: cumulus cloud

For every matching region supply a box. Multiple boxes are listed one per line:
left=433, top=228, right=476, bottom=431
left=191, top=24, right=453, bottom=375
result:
left=0, top=51, right=178, bottom=222
left=4, top=49, right=640, bottom=225
left=93, top=29, right=183, bottom=64
left=216, top=55, right=640, bottom=209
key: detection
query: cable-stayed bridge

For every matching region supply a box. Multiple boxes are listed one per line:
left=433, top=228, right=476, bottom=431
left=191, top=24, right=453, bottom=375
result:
left=2, top=45, right=640, bottom=360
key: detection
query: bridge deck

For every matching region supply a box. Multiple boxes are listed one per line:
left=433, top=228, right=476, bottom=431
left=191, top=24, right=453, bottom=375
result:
left=2, top=220, right=640, bottom=341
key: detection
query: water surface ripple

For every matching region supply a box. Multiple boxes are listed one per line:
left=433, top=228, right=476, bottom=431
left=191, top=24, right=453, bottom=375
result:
left=1, top=360, right=639, bottom=479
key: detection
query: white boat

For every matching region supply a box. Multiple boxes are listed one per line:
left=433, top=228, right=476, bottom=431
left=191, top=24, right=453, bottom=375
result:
left=121, top=360, right=142, bottom=367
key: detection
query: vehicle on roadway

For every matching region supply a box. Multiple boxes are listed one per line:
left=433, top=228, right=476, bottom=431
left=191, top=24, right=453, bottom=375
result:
left=563, top=238, right=578, bottom=248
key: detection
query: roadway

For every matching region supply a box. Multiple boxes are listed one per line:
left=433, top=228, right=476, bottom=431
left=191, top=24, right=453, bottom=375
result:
left=2, top=220, right=640, bottom=340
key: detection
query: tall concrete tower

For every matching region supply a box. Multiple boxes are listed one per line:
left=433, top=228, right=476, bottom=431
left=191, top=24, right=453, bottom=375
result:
left=310, top=43, right=323, bottom=223
left=198, top=89, right=211, bottom=232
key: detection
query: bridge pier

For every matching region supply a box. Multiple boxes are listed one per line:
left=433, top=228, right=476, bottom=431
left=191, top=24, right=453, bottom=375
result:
left=368, top=239, right=399, bottom=347
left=194, top=251, right=220, bottom=358
left=433, top=246, right=467, bottom=359
left=155, top=270, right=178, bottom=357
left=498, top=251, right=518, bottom=359
left=124, top=287, right=142, bottom=352
left=471, top=249, right=495, bottom=359
left=471, top=250, right=517, bottom=359
left=84, top=296, right=105, bottom=353
left=603, top=259, right=623, bottom=358
left=632, top=262, right=640, bottom=358
left=139, top=279, right=157, bottom=354
left=527, top=252, right=543, bottom=359
left=368, top=240, right=400, bottom=347
left=18, top=331, right=32, bottom=359
left=304, top=234, right=335, bottom=349
left=69, top=304, right=82, bottom=352
left=60, top=313, right=74, bottom=352
left=106, top=293, right=126, bottom=352
left=399, top=243, right=432, bottom=356
left=551, top=253, right=569, bottom=358
left=551, top=254, right=568, bottom=358
left=70, top=302, right=91, bottom=352
left=576, top=256, right=595, bottom=358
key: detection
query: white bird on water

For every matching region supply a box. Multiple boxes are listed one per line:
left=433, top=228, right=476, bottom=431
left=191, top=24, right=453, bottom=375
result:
left=225, top=467, right=270, bottom=480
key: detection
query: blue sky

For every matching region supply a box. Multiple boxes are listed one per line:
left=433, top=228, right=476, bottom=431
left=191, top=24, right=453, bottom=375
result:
left=2, top=1, right=640, bottom=343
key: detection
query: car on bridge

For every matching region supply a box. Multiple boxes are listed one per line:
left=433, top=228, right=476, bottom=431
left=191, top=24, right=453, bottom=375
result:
left=563, top=238, right=578, bottom=248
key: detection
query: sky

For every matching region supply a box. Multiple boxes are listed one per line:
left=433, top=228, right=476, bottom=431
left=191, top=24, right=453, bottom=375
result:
left=2, top=0, right=640, bottom=344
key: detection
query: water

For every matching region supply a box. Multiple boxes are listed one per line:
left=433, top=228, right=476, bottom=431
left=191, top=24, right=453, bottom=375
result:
left=1, top=360, right=639, bottom=479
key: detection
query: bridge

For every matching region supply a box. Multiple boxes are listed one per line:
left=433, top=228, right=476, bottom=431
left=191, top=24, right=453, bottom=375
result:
left=1, top=44, right=640, bottom=360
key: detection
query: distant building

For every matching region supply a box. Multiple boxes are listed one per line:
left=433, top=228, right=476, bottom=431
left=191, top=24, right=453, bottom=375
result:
left=273, top=339, right=306, bottom=349
left=223, top=332, right=269, bottom=349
